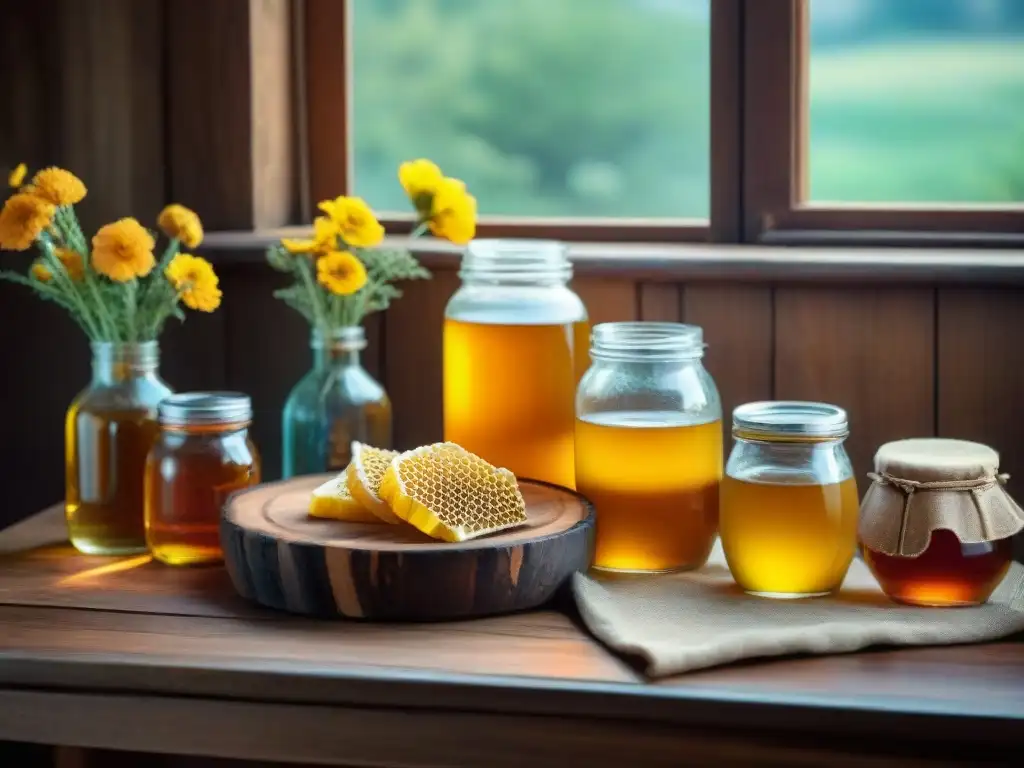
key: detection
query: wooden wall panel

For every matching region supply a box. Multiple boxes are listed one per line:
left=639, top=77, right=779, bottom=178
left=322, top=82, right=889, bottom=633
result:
left=937, top=288, right=1024, bottom=559
left=684, top=285, right=774, bottom=430
left=638, top=283, right=683, bottom=322
left=384, top=269, right=460, bottom=450
left=573, top=278, right=639, bottom=324
left=774, top=286, right=936, bottom=488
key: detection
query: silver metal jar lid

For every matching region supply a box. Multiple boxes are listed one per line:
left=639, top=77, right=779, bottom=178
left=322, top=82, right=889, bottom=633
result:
left=732, top=401, right=848, bottom=440
left=158, top=392, right=253, bottom=427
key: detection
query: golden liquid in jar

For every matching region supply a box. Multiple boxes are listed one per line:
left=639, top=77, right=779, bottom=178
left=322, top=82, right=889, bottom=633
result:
left=65, top=406, right=160, bottom=555
left=443, top=317, right=589, bottom=489
left=145, top=424, right=261, bottom=566
left=575, top=412, right=722, bottom=573
left=720, top=475, right=859, bottom=596
left=864, top=530, right=1012, bottom=607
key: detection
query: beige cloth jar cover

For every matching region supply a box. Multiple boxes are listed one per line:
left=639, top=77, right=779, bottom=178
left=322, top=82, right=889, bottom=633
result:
left=859, top=438, right=1024, bottom=557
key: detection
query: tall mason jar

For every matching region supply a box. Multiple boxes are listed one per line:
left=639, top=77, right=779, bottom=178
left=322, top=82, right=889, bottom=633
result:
left=575, top=322, right=723, bottom=572
left=720, top=401, right=858, bottom=598
left=443, top=239, right=588, bottom=489
left=66, top=341, right=173, bottom=555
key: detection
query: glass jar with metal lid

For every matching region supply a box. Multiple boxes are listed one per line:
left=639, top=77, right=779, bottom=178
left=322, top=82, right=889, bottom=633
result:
left=720, top=401, right=858, bottom=598
left=575, top=322, right=723, bottom=573
left=144, top=392, right=261, bottom=566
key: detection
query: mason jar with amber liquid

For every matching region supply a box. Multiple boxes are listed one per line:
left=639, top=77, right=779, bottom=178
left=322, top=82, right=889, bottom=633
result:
left=145, top=393, right=261, bottom=566
left=720, top=402, right=859, bottom=598
left=66, top=341, right=173, bottom=555
left=443, top=239, right=588, bottom=489
left=575, top=322, right=722, bottom=573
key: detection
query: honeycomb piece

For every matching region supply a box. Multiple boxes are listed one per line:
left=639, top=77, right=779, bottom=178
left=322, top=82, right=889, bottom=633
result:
left=378, top=442, right=527, bottom=543
left=308, top=473, right=380, bottom=523
left=346, top=441, right=402, bottom=524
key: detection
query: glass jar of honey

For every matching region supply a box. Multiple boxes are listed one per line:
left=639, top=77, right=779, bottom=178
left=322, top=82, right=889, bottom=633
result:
left=443, top=239, right=588, bottom=489
left=145, top=393, right=261, bottom=566
left=575, top=322, right=722, bottom=573
left=860, top=438, right=1022, bottom=607
left=720, top=402, right=858, bottom=598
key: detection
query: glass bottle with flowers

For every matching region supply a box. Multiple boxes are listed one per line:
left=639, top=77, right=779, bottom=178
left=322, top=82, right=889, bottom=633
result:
left=0, top=164, right=221, bottom=555
left=267, top=159, right=476, bottom=477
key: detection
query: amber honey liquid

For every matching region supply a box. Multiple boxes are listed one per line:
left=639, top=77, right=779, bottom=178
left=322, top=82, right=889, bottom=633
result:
left=66, top=406, right=160, bottom=555
left=865, top=530, right=1012, bottom=606
left=443, top=317, right=589, bottom=489
left=145, top=425, right=260, bottom=566
left=720, top=475, right=859, bottom=596
left=575, top=412, right=722, bottom=572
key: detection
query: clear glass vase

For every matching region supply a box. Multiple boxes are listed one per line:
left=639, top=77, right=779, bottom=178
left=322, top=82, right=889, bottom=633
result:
left=282, top=327, right=392, bottom=478
left=65, top=341, right=174, bottom=555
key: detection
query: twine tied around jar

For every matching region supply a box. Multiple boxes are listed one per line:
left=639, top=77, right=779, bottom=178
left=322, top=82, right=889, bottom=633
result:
left=867, top=471, right=1010, bottom=548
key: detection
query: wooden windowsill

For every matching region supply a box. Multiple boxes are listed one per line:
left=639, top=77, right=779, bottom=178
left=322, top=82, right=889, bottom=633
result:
left=203, top=229, right=1024, bottom=284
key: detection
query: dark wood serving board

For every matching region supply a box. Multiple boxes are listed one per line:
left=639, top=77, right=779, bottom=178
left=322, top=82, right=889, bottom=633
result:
left=221, top=474, right=594, bottom=621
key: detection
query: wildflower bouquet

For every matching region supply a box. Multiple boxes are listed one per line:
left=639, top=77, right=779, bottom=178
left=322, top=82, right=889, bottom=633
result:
left=0, top=164, right=220, bottom=341
left=265, top=159, right=476, bottom=333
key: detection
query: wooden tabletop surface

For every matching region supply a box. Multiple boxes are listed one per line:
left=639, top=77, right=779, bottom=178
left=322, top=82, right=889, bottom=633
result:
left=2, top=507, right=1023, bottom=767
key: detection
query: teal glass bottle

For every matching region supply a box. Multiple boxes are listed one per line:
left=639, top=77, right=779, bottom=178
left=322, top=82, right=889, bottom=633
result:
left=281, top=327, right=392, bottom=478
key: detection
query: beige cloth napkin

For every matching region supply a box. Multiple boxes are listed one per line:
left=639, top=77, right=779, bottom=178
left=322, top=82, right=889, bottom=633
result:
left=573, top=542, right=1024, bottom=678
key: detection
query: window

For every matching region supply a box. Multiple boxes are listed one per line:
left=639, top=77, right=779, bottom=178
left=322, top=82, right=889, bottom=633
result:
left=351, top=0, right=712, bottom=222
left=808, top=0, right=1024, bottom=205
left=305, top=0, right=1023, bottom=246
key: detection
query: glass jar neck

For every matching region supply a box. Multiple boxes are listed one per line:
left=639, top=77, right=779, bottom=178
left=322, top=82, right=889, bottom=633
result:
left=312, top=327, right=365, bottom=370
left=91, top=341, right=160, bottom=384
left=590, top=322, right=705, bottom=363
left=459, top=238, right=572, bottom=287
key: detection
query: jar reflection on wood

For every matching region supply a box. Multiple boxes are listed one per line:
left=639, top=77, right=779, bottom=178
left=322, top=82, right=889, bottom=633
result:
left=66, top=341, right=173, bottom=556
left=575, top=322, right=723, bottom=573
left=145, top=393, right=260, bottom=566
left=860, top=438, right=1022, bottom=607
left=720, top=402, right=859, bottom=598
left=443, top=239, right=588, bottom=490
left=282, top=326, right=391, bottom=478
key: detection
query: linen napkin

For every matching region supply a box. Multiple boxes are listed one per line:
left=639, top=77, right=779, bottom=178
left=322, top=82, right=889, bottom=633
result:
left=573, top=542, right=1024, bottom=678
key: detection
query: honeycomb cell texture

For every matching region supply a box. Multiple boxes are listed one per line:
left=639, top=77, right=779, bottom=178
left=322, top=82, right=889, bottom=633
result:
left=379, top=442, right=528, bottom=543
left=346, top=441, right=402, bottom=523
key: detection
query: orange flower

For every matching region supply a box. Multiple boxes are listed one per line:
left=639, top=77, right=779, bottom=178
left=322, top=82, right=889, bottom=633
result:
left=30, top=167, right=87, bottom=206
left=91, top=218, right=155, bottom=281
left=0, top=193, right=55, bottom=251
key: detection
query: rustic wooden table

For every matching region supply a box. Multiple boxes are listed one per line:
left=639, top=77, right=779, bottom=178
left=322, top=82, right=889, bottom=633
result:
left=1, top=508, right=1022, bottom=767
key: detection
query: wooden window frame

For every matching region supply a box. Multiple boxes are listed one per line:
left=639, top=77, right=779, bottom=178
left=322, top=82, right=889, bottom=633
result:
left=744, top=0, right=1024, bottom=248
left=302, top=0, right=1023, bottom=249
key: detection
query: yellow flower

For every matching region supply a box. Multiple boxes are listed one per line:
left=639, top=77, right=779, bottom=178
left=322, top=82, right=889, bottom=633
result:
left=399, top=159, right=443, bottom=211
left=157, top=204, right=204, bottom=249
left=0, top=193, right=56, bottom=251
left=165, top=253, right=222, bottom=312
left=91, top=218, right=156, bottom=281
left=316, top=250, right=367, bottom=296
left=31, top=263, right=51, bottom=282
left=317, top=196, right=385, bottom=248
left=8, top=163, right=27, bottom=189
left=55, top=247, right=85, bottom=282
left=428, top=178, right=477, bottom=245
left=30, top=167, right=87, bottom=207
left=282, top=216, right=338, bottom=255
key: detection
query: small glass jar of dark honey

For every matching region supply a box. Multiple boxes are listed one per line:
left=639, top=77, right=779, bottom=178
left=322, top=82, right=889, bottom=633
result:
left=860, top=438, right=1023, bottom=607
left=145, top=392, right=261, bottom=566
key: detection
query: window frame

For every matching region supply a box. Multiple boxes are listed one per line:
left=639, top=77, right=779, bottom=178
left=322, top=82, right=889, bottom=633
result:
left=302, top=0, right=1024, bottom=249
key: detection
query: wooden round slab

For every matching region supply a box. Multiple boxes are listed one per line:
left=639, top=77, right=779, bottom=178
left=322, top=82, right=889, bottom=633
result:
left=221, top=475, right=594, bottom=621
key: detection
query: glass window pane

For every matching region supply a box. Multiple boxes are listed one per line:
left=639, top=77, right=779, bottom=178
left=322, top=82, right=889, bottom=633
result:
left=808, top=0, right=1024, bottom=204
left=352, top=0, right=710, bottom=219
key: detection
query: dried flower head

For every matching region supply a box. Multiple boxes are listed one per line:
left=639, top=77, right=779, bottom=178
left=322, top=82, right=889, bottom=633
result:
left=91, top=217, right=156, bottom=281
left=157, top=204, right=204, bottom=249
left=30, top=167, right=87, bottom=206
left=316, top=250, right=368, bottom=296
left=318, top=196, right=385, bottom=249
left=165, top=253, right=222, bottom=312
left=0, top=192, right=56, bottom=251
left=428, top=177, right=477, bottom=245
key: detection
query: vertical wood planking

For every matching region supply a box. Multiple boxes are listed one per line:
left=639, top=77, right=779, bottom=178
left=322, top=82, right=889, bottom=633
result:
left=638, top=283, right=683, bottom=322
left=573, top=278, right=639, bottom=325
left=937, top=288, right=1024, bottom=560
left=384, top=269, right=460, bottom=450
left=684, top=285, right=774, bottom=430
left=774, top=286, right=936, bottom=488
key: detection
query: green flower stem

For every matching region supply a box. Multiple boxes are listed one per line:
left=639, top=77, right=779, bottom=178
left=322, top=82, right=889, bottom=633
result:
left=410, top=220, right=429, bottom=238
left=38, top=235, right=102, bottom=340
left=297, top=256, right=330, bottom=335
left=125, top=279, right=139, bottom=341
